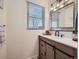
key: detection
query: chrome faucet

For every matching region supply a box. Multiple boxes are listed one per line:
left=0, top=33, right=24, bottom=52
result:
left=55, top=31, right=64, bottom=37
left=55, top=31, right=59, bottom=37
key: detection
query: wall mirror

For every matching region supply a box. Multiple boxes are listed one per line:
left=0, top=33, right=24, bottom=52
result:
left=50, top=0, right=77, bottom=31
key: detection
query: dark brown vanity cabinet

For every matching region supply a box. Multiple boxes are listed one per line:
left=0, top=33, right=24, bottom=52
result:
left=39, top=36, right=77, bottom=59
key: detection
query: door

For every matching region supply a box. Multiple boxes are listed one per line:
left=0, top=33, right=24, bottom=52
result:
left=55, top=49, right=74, bottom=59
left=39, top=40, right=46, bottom=59
left=46, top=44, right=54, bottom=59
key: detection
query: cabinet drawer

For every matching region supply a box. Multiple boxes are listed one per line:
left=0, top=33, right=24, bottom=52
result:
left=39, top=36, right=55, bottom=46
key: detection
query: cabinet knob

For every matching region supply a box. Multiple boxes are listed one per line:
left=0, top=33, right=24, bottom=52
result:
left=41, top=53, right=43, bottom=55
left=45, top=52, right=46, bottom=56
left=41, top=44, right=43, bottom=46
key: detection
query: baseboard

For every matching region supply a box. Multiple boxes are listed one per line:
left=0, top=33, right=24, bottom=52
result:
left=27, top=55, right=38, bottom=59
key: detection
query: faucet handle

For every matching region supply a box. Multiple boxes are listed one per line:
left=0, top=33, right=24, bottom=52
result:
left=61, top=34, right=64, bottom=37
left=55, top=31, right=60, bottom=37
left=55, top=31, right=57, bottom=36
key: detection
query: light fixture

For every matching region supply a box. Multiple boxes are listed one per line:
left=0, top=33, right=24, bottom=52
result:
left=51, top=7, right=54, bottom=10
left=51, top=0, right=70, bottom=11
left=57, top=3, right=60, bottom=7
left=65, top=0, right=68, bottom=1
left=53, top=8, right=57, bottom=11
left=59, top=4, right=64, bottom=8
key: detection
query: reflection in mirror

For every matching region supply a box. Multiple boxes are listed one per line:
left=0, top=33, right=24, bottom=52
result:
left=59, top=3, right=73, bottom=27
left=51, top=11, right=59, bottom=27
left=50, top=2, right=74, bottom=31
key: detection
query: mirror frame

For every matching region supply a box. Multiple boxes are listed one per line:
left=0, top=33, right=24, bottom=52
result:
left=50, top=1, right=76, bottom=31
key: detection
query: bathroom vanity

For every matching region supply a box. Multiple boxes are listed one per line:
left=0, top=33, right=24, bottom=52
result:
left=39, top=35, right=77, bottom=59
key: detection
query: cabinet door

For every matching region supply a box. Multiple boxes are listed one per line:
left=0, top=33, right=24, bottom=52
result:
left=39, top=40, right=46, bottom=59
left=46, top=44, right=54, bottom=59
left=56, top=49, right=74, bottom=59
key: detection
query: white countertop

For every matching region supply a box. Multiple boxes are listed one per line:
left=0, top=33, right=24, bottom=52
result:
left=40, top=34, right=78, bottom=49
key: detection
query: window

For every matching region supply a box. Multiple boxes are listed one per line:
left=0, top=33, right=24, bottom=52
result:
left=27, top=2, right=45, bottom=30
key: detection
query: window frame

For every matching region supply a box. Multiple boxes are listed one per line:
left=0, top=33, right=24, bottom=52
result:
left=27, top=1, right=45, bottom=30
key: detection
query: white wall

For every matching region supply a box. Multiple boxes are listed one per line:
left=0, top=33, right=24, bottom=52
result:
left=7, top=0, right=50, bottom=59
left=0, top=0, right=7, bottom=59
